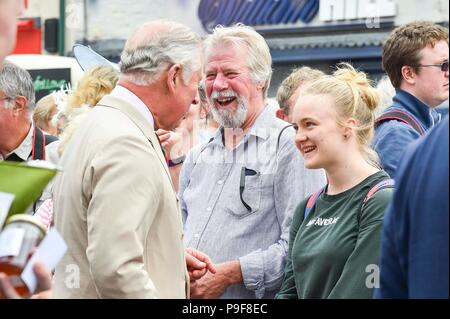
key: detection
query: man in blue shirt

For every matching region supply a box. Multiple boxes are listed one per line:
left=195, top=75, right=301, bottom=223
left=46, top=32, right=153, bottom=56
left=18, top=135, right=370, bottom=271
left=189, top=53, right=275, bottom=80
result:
left=179, top=25, right=326, bottom=299
left=375, top=116, right=449, bottom=299
left=373, top=21, right=448, bottom=178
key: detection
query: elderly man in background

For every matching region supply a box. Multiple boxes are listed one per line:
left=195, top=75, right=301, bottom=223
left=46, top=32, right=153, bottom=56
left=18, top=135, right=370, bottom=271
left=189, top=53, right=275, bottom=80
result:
left=0, top=62, right=59, bottom=166
left=52, top=20, right=214, bottom=299
left=275, top=66, right=324, bottom=123
left=179, top=25, right=326, bottom=299
left=0, top=0, right=54, bottom=299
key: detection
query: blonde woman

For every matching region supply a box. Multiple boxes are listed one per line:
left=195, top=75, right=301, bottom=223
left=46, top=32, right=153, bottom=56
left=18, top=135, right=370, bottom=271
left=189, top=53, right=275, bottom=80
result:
left=36, top=65, right=118, bottom=229
left=276, top=64, right=393, bottom=299
left=33, top=94, right=59, bottom=136
left=57, top=65, right=118, bottom=156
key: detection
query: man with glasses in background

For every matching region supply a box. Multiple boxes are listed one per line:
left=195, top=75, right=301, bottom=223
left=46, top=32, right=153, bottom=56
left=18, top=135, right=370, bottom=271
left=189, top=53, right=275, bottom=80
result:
left=0, top=0, right=54, bottom=299
left=373, top=21, right=449, bottom=178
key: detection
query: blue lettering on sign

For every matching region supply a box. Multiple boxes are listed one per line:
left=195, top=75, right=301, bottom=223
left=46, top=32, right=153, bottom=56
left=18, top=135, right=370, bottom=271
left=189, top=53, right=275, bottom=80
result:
left=198, top=0, right=319, bottom=32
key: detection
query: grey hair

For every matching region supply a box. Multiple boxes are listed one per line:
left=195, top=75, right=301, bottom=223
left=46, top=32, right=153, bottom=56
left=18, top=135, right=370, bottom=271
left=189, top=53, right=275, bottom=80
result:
left=203, top=24, right=273, bottom=98
left=0, top=61, right=35, bottom=111
left=375, top=75, right=395, bottom=117
left=119, top=22, right=201, bottom=86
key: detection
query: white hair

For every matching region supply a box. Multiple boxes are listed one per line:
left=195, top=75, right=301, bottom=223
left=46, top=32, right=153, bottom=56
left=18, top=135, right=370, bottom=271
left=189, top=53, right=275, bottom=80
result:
left=203, top=24, right=273, bottom=98
left=375, top=75, right=396, bottom=116
left=119, top=22, right=201, bottom=86
left=0, top=61, right=35, bottom=111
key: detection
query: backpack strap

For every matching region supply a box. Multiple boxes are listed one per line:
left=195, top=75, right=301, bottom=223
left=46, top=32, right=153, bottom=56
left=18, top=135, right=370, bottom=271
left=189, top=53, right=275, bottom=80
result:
left=276, top=124, right=294, bottom=153
left=375, top=110, right=425, bottom=136
left=357, top=178, right=395, bottom=225
left=303, top=188, right=325, bottom=221
left=32, top=126, right=58, bottom=160
left=32, top=126, right=45, bottom=160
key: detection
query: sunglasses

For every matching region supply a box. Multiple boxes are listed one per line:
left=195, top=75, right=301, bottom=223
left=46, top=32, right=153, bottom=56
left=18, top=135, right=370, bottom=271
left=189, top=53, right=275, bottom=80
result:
left=414, top=61, right=449, bottom=72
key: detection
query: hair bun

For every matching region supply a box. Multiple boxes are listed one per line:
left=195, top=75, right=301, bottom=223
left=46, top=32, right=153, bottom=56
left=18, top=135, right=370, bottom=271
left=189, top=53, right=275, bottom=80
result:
left=334, top=62, right=379, bottom=111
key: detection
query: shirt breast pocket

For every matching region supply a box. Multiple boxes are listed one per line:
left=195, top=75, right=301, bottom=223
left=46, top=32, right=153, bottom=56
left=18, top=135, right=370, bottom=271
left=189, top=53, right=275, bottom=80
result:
left=226, top=169, right=262, bottom=219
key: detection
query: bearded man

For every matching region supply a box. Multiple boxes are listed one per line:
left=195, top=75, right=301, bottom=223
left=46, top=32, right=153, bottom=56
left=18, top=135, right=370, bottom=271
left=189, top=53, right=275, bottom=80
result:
left=178, top=25, right=326, bottom=299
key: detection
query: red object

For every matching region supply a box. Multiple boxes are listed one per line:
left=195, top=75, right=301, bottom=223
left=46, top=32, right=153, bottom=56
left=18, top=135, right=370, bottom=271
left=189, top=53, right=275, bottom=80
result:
left=12, top=19, right=41, bottom=54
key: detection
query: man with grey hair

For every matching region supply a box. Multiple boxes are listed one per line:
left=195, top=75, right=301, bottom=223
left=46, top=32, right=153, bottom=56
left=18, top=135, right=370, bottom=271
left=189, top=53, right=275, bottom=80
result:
left=0, top=61, right=58, bottom=164
left=0, top=0, right=55, bottom=300
left=179, top=25, right=326, bottom=299
left=52, top=20, right=215, bottom=299
left=276, top=66, right=324, bottom=123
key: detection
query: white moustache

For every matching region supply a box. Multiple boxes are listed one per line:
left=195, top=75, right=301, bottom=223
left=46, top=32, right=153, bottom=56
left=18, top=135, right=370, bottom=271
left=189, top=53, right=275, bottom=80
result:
left=211, top=91, right=238, bottom=99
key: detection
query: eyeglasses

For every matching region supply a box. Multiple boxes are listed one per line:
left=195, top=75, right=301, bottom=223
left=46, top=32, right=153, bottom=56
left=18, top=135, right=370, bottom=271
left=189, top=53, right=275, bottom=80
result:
left=0, top=97, right=13, bottom=104
left=239, top=167, right=258, bottom=212
left=414, top=61, right=449, bottom=72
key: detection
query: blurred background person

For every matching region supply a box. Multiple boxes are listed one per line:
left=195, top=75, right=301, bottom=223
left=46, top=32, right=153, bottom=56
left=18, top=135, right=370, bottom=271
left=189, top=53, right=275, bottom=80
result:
left=157, top=80, right=219, bottom=192
left=0, top=61, right=58, bottom=164
left=375, top=116, right=449, bottom=299
left=33, top=94, right=59, bottom=136
left=66, top=64, right=119, bottom=114
left=375, top=75, right=396, bottom=117
left=57, top=65, right=119, bottom=156
left=276, top=66, right=325, bottom=123
left=0, top=0, right=23, bottom=65
left=0, top=0, right=53, bottom=300
left=34, top=64, right=119, bottom=230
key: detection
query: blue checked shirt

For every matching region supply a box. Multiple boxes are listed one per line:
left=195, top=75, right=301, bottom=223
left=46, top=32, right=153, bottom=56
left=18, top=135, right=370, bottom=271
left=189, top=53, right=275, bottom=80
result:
left=179, top=107, right=326, bottom=299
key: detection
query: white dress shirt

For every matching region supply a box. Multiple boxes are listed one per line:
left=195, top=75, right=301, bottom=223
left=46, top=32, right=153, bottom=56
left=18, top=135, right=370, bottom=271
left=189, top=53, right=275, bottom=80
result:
left=110, top=85, right=154, bottom=128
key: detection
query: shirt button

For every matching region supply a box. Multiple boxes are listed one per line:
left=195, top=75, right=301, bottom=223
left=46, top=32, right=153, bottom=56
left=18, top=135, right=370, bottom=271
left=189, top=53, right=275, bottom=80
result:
left=194, top=234, right=200, bottom=238
left=217, top=180, right=223, bottom=185
left=207, top=207, right=212, bottom=212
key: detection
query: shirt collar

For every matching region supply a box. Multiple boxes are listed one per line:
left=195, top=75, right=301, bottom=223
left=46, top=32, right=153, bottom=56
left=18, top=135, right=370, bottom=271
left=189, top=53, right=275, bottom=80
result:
left=209, top=105, right=272, bottom=147
left=393, top=89, right=438, bottom=130
left=110, top=85, right=154, bottom=128
left=2, top=123, right=33, bottom=161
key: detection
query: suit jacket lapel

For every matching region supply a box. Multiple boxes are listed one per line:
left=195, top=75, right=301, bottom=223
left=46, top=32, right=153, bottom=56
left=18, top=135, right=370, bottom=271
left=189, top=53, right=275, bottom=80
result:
left=97, top=95, right=176, bottom=192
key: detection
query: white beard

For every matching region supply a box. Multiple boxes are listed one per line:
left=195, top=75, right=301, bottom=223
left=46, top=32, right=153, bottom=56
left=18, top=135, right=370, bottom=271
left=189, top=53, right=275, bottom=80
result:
left=209, top=90, right=248, bottom=128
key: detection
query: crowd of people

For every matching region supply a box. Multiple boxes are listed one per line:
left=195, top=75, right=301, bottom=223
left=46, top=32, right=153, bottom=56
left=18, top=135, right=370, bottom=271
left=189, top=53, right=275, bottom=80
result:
left=0, top=0, right=448, bottom=299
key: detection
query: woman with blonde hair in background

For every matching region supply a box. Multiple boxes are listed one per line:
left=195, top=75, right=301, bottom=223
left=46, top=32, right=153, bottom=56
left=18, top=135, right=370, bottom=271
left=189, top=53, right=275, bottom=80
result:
left=35, top=64, right=119, bottom=230
left=33, top=94, right=59, bottom=136
left=276, top=63, right=393, bottom=299
left=57, top=64, right=119, bottom=156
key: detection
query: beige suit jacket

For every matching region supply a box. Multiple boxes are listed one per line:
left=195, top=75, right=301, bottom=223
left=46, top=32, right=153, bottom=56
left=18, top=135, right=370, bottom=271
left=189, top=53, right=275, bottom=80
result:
left=52, top=95, right=188, bottom=298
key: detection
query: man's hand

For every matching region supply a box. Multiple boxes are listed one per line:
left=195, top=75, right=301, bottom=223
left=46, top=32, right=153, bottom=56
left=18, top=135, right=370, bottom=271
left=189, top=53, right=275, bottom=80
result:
left=0, top=261, right=52, bottom=299
left=185, top=247, right=216, bottom=284
left=190, top=260, right=243, bottom=299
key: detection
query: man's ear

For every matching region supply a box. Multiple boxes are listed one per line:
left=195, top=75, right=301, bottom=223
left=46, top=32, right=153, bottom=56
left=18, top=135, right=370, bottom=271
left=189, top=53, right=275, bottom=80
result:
left=12, top=96, right=28, bottom=115
left=167, top=64, right=183, bottom=93
left=401, top=65, right=416, bottom=85
left=257, top=80, right=265, bottom=90
left=276, top=108, right=287, bottom=121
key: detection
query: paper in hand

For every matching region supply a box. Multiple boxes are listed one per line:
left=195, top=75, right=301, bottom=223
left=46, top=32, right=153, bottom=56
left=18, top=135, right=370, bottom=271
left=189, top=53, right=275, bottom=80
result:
left=0, top=192, right=15, bottom=228
left=21, top=228, right=67, bottom=294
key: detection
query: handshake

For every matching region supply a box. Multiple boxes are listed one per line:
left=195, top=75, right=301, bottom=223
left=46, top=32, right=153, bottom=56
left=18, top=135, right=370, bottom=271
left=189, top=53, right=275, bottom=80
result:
left=0, top=248, right=216, bottom=299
